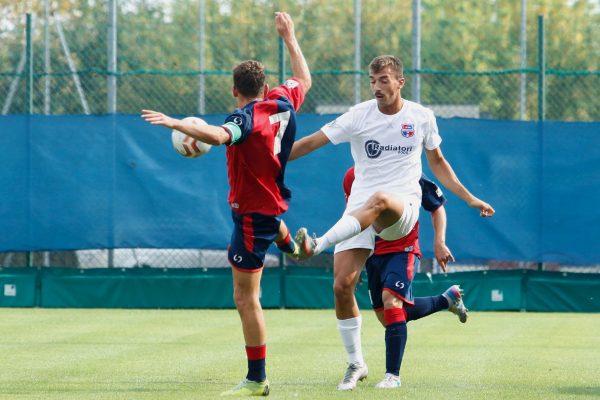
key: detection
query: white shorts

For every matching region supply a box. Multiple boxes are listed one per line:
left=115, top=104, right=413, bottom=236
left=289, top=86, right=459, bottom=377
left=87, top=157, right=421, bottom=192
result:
left=334, top=196, right=420, bottom=254
left=334, top=226, right=376, bottom=254
left=378, top=198, right=419, bottom=241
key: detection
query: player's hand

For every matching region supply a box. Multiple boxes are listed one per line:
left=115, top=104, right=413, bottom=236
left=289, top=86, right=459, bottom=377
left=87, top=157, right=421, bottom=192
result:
left=469, top=197, right=495, bottom=217
left=275, top=11, right=295, bottom=40
left=141, top=109, right=176, bottom=129
left=434, top=241, right=455, bottom=272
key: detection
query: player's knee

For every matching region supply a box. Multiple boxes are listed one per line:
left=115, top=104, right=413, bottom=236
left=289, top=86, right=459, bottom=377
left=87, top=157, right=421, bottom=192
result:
left=369, top=191, right=391, bottom=212
left=234, top=295, right=260, bottom=312
left=233, top=289, right=245, bottom=308
left=382, top=295, right=404, bottom=309
left=333, top=280, right=355, bottom=299
left=233, top=287, right=258, bottom=310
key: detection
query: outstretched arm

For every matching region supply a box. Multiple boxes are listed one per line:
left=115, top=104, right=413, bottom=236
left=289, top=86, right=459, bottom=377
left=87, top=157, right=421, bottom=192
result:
left=431, top=205, right=454, bottom=272
left=425, top=147, right=495, bottom=217
left=141, top=110, right=231, bottom=146
left=289, top=130, right=330, bottom=161
left=275, top=12, right=312, bottom=93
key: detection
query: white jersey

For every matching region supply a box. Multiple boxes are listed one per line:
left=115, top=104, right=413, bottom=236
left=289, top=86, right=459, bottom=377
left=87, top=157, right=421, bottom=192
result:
left=322, top=99, right=441, bottom=213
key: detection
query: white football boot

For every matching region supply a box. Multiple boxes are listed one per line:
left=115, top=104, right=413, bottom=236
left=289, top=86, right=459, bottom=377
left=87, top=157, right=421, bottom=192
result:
left=337, top=362, right=368, bottom=391
left=375, top=373, right=401, bottom=389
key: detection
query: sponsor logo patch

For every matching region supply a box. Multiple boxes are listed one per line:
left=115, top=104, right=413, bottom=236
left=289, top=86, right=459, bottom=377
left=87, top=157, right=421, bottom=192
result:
left=364, top=139, right=414, bottom=159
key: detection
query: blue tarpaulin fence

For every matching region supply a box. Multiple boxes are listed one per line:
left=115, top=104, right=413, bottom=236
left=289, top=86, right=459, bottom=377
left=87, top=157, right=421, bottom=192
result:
left=1, top=115, right=599, bottom=264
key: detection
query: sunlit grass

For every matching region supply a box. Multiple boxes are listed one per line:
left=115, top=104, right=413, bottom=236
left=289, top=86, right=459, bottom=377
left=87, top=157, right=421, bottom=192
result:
left=1, top=309, right=599, bottom=399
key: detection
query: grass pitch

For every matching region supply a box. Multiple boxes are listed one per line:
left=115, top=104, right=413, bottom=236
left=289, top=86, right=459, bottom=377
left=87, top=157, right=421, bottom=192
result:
left=1, top=309, right=599, bottom=399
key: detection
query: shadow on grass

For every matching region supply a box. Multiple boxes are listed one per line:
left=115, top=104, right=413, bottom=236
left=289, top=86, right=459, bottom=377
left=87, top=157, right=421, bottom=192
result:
left=0, top=379, right=222, bottom=395
left=557, top=387, right=600, bottom=397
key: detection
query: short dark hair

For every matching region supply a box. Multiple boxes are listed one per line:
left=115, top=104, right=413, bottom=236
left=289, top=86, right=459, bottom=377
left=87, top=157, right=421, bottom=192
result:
left=369, top=55, right=404, bottom=79
left=233, top=60, right=265, bottom=98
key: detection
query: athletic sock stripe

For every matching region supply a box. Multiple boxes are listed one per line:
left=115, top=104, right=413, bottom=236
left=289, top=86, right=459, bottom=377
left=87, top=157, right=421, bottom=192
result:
left=275, top=232, right=291, bottom=246
left=383, top=308, right=407, bottom=326
left=246, top=345, right=267, bottom=360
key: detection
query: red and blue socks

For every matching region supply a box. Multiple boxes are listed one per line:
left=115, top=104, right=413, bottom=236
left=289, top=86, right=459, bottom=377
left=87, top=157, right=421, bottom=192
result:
left=245, top=345, right=266, bottom=383
left=275, top=232, right=297, bottom=255
left=383, top=308, right=407, bottom=376
left=381, top=296, right=450, bottom=375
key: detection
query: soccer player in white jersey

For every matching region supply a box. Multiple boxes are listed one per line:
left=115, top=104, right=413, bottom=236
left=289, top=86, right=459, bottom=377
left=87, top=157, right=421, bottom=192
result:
left=289, top=55, right=495, bottom=391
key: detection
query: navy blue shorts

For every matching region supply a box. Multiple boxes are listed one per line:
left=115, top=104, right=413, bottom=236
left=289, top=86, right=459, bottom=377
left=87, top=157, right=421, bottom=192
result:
left=228, top=211, right=281, bottom=272
left=365, top=252, right=418, bottom=310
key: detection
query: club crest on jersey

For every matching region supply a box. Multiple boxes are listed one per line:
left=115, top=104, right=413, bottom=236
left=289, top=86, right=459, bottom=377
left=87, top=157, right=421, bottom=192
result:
left=401, top=123, right=415, bottom=138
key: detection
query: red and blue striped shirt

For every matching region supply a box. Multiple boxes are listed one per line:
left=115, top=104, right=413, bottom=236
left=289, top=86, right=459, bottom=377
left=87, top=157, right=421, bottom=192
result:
left=222, top=78, right=305, bottom=216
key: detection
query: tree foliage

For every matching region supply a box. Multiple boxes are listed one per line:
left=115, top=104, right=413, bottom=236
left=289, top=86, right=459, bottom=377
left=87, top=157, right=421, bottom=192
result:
left=0, top=0, right=598, bottom=120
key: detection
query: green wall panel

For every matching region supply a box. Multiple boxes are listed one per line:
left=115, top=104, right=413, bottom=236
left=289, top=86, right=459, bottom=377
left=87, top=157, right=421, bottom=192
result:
left=283, top=267, right=371, bottom=309
left=525, top=271, right=600, bottom=312
left=412, top=270, right=524, bottom=311
left=40, top=267, right=284, bottom=309
left=0, top=267, right=37, bottom=307
left=259, top=268, right=282, bottom=308
left=1, top=268, right=599, bottom=312
left=284, top=267, right=334, bottom=309
left=40, top=268, right=236, bottom=308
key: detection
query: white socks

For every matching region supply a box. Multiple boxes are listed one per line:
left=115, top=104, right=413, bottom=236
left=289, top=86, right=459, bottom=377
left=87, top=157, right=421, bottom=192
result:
left=314, top=215, right=362, bottom=254
left=337, top=315, right=365, bottom=365
left=320, top=217, right=365, bottom=366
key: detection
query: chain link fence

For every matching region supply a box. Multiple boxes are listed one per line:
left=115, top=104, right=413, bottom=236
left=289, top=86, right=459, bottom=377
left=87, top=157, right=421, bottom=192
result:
left=2, top=0, right=599, bottom=118
left=1, top=0, right=599, bottom=272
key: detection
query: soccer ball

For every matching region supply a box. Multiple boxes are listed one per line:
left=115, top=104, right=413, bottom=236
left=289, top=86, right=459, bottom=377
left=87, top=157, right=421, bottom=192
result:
left=171, top=117, right=212, bottom=158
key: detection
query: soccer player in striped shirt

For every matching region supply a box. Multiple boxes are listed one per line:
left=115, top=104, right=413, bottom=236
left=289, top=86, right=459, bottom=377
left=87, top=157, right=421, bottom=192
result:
left=142, top=12, right=311, bottom=396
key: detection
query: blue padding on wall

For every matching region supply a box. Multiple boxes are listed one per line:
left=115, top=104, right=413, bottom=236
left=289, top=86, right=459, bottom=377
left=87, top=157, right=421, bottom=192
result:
left=1, top=115, right=599, bottom=264
left=420, top=118, right=542, bottom=262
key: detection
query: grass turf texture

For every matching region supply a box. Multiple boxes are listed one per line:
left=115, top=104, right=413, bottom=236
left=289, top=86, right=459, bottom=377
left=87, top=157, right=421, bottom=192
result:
left=1, top=309, right=599, bottom=399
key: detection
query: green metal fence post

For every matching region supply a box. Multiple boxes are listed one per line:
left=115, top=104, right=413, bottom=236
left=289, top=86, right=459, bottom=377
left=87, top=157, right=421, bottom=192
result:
left=26, top=13, right=33, bottom=114
left=197, top=0, right=206, bottom=114
left=537, top=15, right=545, bottom=121
left=107, top=0, right=117, bottom=114
left=26, top=13, right=33, bottom=269
left=537, top=15, right=545, bottom=272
